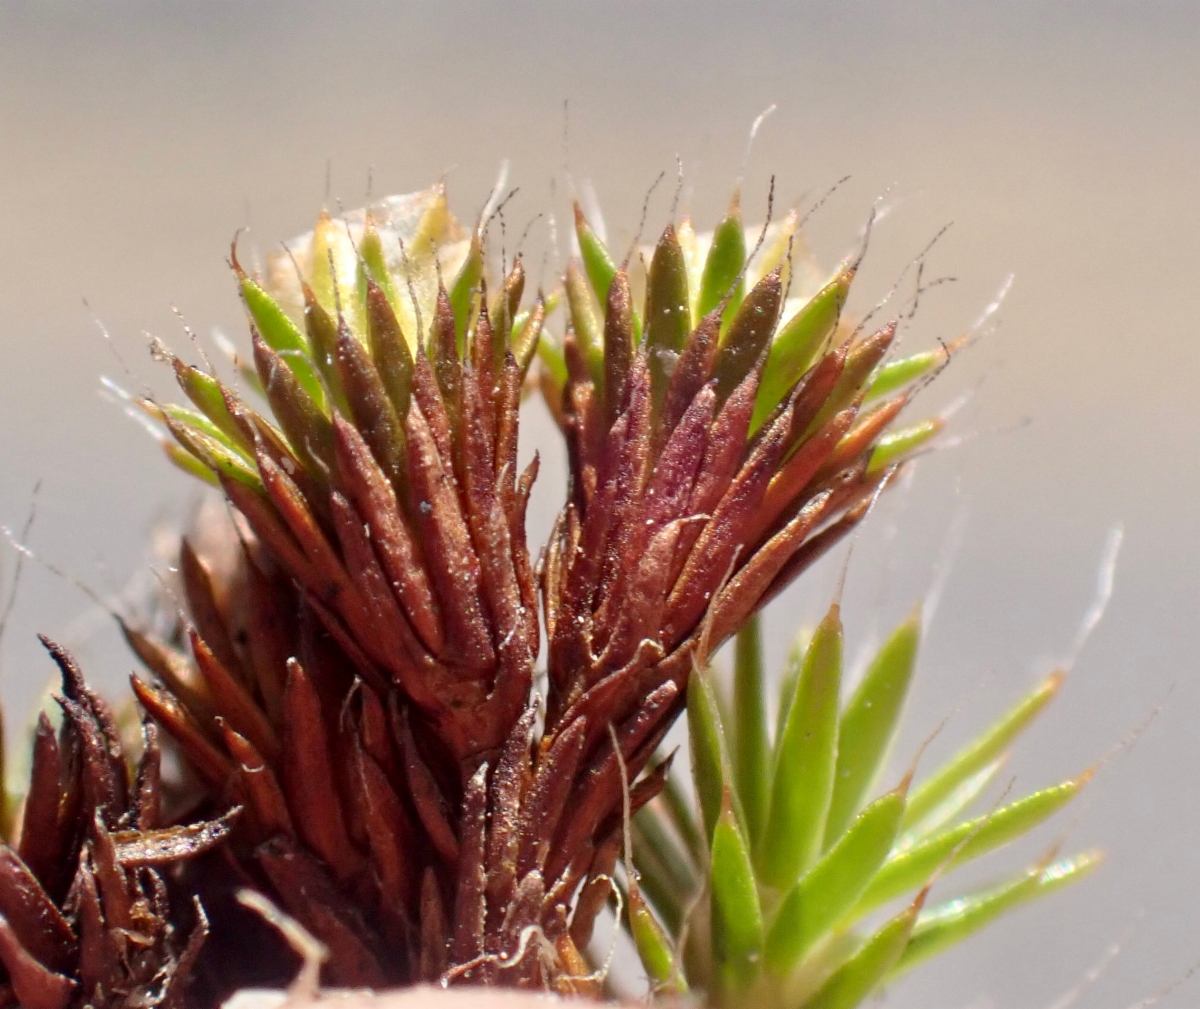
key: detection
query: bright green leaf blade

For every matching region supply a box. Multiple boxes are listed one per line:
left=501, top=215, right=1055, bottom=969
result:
left=697, top=200, right=747, bottom=326
left=629, top=884, right=687, bottom=993
left=159, top=404, right=251, bottom=463
left=752, top=266, right=853, bottom=433
left=895, top=756, right=1007, bottom=849
left=734, top=614, right=770, bottom=849
left=163, top=417, right=262, bottom=490
left=163, top=441, right=220, bottom=486
left=760, top=603, right=843, bottom=889
left=803, top=899, right=919, bottom=1009
left=867, top=419, right=943, bottom=474
left=852, top=772, right=1091, bottom=918
left=536, top=336, right=568, bottom=388
left=865, top=349, right=944, bottom=403
left=449, top=234, right=483, bottom=352
left=689, top=667, right=731, bottom=844
left=574, top=202, right=618, bottom=302
left=775, top=629, right=810, bottom=747
left=573, top=202, right=643, bottom=343
left=891, top=849, right=1103, bottom=977
left=173, top=363, right=249, bottom=450
left=237, top=275, right=327, bottom=414
left=359, top=218, right=405, bottom=314
left=565, top=262, right=605, bottom=384
left=766, top=785, right=907, bottom=977
left=824, top=613, right=921, bottom=847
left=710, top=796, right=764, bottom=995
left=903, top=670, right=1065, bottom=831
left=631, top=835, right=683, bottom=936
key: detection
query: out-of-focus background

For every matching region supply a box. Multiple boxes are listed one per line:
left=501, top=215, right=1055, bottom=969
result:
left=2, top=2, right=1198, bottom=1004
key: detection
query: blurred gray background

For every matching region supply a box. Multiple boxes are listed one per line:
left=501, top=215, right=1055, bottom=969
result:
left=2, top=2, right=1198, bottom=1005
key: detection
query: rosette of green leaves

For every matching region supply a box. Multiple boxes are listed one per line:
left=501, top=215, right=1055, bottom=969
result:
left=626, top=605, right=1101, bottom=1007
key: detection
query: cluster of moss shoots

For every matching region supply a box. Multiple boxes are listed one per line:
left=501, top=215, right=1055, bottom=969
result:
left=0, top=181, right=1098, bottom=1009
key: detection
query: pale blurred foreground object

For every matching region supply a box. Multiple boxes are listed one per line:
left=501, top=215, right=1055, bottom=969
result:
left=223, top=988, right=553, bottom=1009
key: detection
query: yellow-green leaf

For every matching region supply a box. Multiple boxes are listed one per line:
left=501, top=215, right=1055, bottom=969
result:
left=903, top=670, right=1065, bottom=831
left=765, top=784, right=907, bottom=977
left=853, top=772, right=1091, bottom=917
left=710, top=795, right=763, bottom=995
left=752, top=265, right=853, bottom=432
left=824, top=613, right=920, bottom=846
left=760, top=603, right=843, bottom=890
left=803, top=898, right=920, bottom=1009
left=891, top=849, right=1103, bottom=976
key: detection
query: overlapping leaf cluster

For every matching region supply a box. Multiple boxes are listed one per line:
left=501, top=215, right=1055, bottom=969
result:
left=0, top=639, right=232, bottom=1009
left=86, top=180, right=994, bottom=1002
left=625, top=607, right=1101, bottom=1007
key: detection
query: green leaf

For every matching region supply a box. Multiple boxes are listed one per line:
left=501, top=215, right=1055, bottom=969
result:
left=574, top=202, right=617, bottom=300
left=536, top=335, right=568, bottom=388
left=752, top=208, right=799, bottom=291
left=511, top=297, right=546, bottom=379
left=697, top=197, right=747, bottom=328
left=689, top=667, right=731, bottom=844
left=896, top=756, right=1006, bottom=847
left=449, top=233, right=483, bottom=353
left=765, top=784, right=907, bottom=978
left=158, top=404, right=250, bottom=463
left=803, top=898, right=920, bottom=1009
left=565, top=262, right=605, bottom=384
left=903, top=670, right=1065, bottom=831
left=760, top=603, right=843, bottom=890
left=162, top=415, right=261, bottom=490
left=253, top=338, right=335, bottom=479
left=629, top=883, right=687, bottom=993
left=733, top=614, right=770, bottom=850
left=710, top=794, right=763, bottom=995
left=359, top=216, right=405, bottom=314
left=891, top=849, right=1103, bottom=976
left=574, top=202, right=643, bottom=343
left=752, top=265, right=853, bottom=432
left=300, top=289, right=351, bottom=418
left=775, top=629, right=809, bottom=747
left=172, top=363, right=249, bottom=451
left=237, top=274, right=327, bottom=414
left=865, top=348, right=944, bottom=403
left=867, top=419, right=943, bottom=474
left=311, top=210, right=366, bottom=339
left=852, top=772, right=1092, bottom=917
left=163, top=441, right=220, bottom=486
left=824, top=613, right=920, bottom=847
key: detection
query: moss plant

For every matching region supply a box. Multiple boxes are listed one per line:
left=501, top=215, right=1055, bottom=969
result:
left=0, top=179, right=1097, bottom=1008
left=625, top=610, right=1098, bottom=1007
